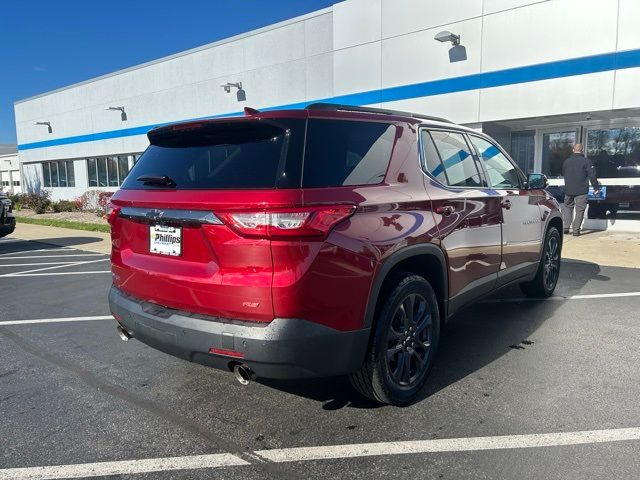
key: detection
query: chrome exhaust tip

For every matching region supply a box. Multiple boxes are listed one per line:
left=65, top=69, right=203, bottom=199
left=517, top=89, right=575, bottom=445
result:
left=116, top=325, right=131, bottom=342
left=233, top=364, right=256, bottom=386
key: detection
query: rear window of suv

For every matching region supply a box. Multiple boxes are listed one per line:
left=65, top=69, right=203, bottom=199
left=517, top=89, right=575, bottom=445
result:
left=122, top=120, right=305, bottom=190
left=122, top=117, right=396, bottom=190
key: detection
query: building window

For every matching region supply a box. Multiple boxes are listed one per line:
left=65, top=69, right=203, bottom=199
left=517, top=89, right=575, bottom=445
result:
left=511, top=131, right=535, bottom=174
left=87, top=159, right=97, bottom=187
left=59, top=161, right=67, bottom=187
left=542, top=131, right=576, bottom=178
left=41, top=160, right=75, bottom=188
left=587, top=127, right=640, bottom=178
left=97, top=157, right=108, bottom=187
left=66, top=161, right=75, bottom=187
left=117, top=156, right=130, bottom=184
left=87, top=154, right=138, bottom=188
left=43, top=162, right=51, bottom=187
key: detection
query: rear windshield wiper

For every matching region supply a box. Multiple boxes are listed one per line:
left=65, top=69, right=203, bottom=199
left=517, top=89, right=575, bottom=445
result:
left=136, top=174, right=177, bottom=188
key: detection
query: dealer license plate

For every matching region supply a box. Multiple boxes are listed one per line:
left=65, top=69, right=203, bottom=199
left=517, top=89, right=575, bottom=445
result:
left=149, top=224, right=182, bottom=256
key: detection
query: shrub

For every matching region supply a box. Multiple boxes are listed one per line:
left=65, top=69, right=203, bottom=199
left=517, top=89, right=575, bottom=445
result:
left=32, top=197, right=51, bottom=214
left=8, top=193, right=28, bottom=210
left=52, top=200, right=78, bottom=213
left=16, top=190, right=52, bottom=213
left=78, top=190, right=103, bottom=211
left=98, top=191, right=114, bottom=212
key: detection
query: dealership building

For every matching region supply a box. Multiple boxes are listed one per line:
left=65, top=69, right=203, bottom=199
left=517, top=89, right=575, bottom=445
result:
left=14, top=0, right=640, bottom=228
left=0, top=145, right=21, bottom=195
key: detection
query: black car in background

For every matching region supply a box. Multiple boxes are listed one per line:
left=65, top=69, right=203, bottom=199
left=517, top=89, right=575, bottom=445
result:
left=0, top=192, right=16, bottom=238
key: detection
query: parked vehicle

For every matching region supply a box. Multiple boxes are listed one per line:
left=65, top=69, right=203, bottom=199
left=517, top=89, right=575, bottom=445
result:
left=108, top=104, right=562, bottom=405
left=0, top=192, right=16, bottom=238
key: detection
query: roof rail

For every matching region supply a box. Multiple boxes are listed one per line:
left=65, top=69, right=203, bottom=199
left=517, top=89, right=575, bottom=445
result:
left=306, top=103, right=453, bottom=124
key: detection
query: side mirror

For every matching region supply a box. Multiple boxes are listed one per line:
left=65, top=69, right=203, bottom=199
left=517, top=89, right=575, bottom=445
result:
left=527, top=173, right=548, bottom=190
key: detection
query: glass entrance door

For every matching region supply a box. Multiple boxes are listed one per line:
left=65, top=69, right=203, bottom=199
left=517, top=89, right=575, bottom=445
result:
left=541, top=130, right=578, bottom=178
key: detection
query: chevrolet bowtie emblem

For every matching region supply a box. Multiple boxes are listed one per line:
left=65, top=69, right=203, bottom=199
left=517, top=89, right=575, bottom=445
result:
left=146, top=209, right=164, bottom=220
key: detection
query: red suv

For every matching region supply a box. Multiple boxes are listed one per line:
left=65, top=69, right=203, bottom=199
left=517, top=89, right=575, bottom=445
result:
left=108, top=104, right=562, bottom=405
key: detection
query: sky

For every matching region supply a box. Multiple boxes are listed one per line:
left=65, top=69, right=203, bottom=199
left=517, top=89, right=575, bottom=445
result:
left=0, top=0, right=339, bottom=144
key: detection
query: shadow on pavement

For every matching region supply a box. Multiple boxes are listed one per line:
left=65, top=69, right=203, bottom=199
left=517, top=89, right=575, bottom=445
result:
left=556, top=259, right=611, bottom=291
left=260, top=260, right=605, bottom=410
left=0, top=236, right=103, bottom=254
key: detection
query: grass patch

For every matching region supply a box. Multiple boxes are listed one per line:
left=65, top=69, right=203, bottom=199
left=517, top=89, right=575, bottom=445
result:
left=15, top=216, right=110, bottom=233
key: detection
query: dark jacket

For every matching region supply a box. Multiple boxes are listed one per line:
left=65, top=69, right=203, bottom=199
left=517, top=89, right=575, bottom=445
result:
left=562, top=154, right=600, bottom=196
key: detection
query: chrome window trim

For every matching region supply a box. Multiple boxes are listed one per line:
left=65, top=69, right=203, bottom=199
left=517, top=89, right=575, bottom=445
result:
left=119, top=207, right=223, bottom=225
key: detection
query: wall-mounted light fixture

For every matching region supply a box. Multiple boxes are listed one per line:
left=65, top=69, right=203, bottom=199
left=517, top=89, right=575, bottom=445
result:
left=106, top=106, right=127, bottom=121
left=434, top=31, right=460, bottom=46
left=34, top=121, right=52, bottom=134
left=434, top=30, right=466, bottom=63
left=220, top=82, right=246, bottom=102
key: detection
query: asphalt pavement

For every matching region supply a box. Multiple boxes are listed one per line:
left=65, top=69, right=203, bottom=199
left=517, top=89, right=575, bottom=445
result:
left=1, top=235, right=639, bottom=479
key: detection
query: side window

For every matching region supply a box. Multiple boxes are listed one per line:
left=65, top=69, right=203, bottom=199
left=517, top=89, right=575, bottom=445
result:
left=428, top=130, right=483, bottom=187
left=469, top=136, right=521, bottom=189
left=303, top=120, right=396, bottom=187
left=420, top=130, right=448, bottom=185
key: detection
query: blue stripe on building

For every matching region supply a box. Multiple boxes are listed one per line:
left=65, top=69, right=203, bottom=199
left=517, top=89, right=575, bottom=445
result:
left=18, top=48, right=640, bottom=151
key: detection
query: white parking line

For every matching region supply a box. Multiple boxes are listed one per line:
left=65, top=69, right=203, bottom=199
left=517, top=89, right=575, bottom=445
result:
left=0, top=262, right=84, bottom=267
left=0, top=247, right=78, bottom=255
left=1, top=427, right=639, bottom=479
left=256, top=427, right=640, bottom=463
left=0, top=453, right=249, bottom=480
left=484, top=291, right=640, bottom=303
left=0, top=254, right=105, bottom=259
left=3, top=270, right=111, bottom=277
left=3, top=291, right=639, bottom=325
left=0, top=316, right=113, bottom=326
left=0, top=258, right=109, bottom=277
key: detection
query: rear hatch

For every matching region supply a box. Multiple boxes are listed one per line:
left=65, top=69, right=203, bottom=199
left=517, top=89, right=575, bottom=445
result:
left=110, top=112, right=394, bottom=324
left=110, top=117, right=307, bottom=322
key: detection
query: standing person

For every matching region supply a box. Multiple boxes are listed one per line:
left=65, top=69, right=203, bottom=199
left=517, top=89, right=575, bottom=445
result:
left=562, top=143, right=600, bottom=236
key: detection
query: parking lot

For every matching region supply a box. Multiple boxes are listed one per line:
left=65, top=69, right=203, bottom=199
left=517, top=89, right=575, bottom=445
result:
left=1, top=234, right=639, bottom=479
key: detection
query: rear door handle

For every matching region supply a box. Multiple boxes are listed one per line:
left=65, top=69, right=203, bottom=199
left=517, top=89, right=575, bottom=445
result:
left=435, top=205, right=455, bottom=216
left=501, top=200, right=512, bottom=210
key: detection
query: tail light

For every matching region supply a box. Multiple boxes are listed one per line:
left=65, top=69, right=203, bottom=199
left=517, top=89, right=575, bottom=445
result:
left=105, top=202, right=121, bottom=225
left=218, top=205, right=356, bottom=239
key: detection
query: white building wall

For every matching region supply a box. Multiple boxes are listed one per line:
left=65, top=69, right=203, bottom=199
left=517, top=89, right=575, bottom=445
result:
left=0, top=153, right=21, bottom=194
left=479, top=0, right=618, bottom=121
left=613, top=0, right=640, bottom=110
left=13, top=0, right=640, bottom=200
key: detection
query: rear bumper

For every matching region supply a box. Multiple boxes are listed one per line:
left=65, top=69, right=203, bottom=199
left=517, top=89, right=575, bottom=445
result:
left=108, top=286, right=370, bottom=379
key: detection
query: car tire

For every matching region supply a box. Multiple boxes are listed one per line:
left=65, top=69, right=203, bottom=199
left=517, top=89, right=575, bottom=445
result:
left=520, top=226, right=562, bottom=298
left=350, top=274, right=440, bottom=406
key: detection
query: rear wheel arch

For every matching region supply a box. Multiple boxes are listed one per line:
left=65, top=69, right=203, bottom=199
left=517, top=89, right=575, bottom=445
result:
left=364, top=244, right=448, bottom=330
left=546, top=214, right=564, bottom=249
